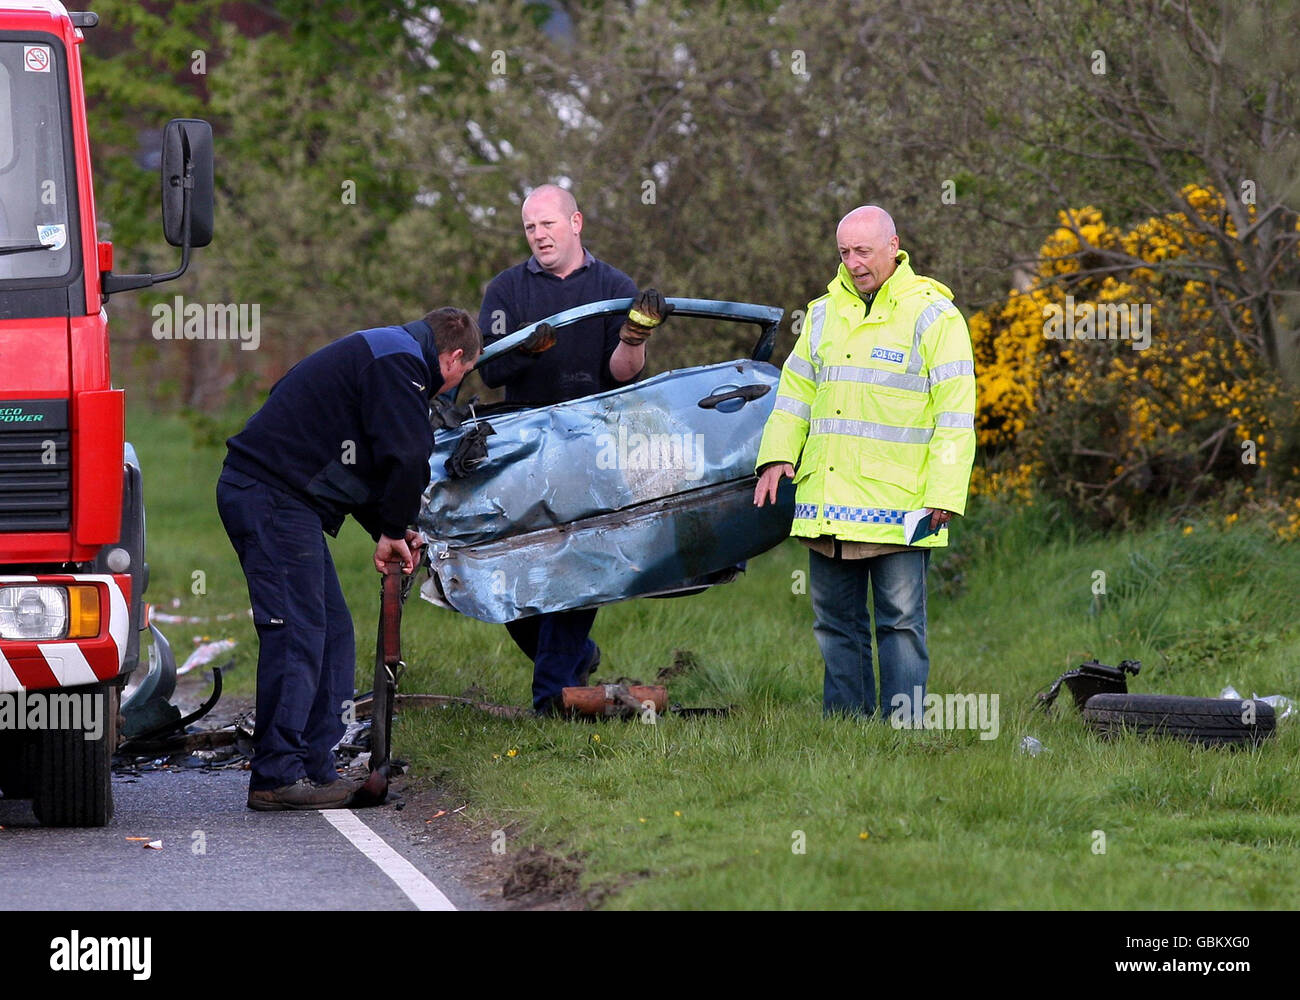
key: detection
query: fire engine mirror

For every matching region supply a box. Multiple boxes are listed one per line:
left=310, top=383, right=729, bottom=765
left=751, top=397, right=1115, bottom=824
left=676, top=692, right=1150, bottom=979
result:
left=161, top=119, right=214, bottom=249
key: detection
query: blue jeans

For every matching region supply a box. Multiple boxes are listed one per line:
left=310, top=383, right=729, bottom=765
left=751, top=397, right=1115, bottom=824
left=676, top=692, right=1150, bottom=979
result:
left=217, top=468, right=355, bottom=789
left=808, top=547, right=930, bottom=720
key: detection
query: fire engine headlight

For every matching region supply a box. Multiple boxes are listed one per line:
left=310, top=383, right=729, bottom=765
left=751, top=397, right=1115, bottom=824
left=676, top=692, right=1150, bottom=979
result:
left=0, top=586, right=68, bottom=639
left=0, top=585, right=99, bottom=640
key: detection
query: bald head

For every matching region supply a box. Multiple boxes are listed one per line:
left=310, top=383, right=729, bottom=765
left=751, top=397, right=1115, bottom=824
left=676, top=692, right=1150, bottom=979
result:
left=523, top=184, right=579, bottom=219
left=521, top=184, right=584, bottom=277
left=836, top=204, right=900, bottom=297
left=837, top=205, right=896, bottom=243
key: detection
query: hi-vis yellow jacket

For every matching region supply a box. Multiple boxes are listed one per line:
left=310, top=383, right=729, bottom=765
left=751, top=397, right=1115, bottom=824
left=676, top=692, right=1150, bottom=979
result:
left=756, top=251, right=976, bottom=547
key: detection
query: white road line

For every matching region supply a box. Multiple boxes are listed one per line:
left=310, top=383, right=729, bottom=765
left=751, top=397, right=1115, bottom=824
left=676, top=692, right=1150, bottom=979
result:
left=320, top=809, right=458, bottom=911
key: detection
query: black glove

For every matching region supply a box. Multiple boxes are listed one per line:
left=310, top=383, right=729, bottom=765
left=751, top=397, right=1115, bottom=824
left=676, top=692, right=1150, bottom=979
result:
left=622, top=288, right=673, bottom=345
left=519, top=322, right=557, bottom=355
left=444, top=421, right=495, bottom=479
left=430, top=394, right=478, bottom=432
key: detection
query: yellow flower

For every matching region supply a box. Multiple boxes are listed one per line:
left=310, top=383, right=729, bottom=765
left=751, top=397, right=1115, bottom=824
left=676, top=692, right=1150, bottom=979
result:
left=506, top=748, right=518, bottom=758
left=674, top=811, right=682, bottom=817
left=859, top=831, right=870, bottom=840
left=638, top=817, right=647, bottom=823
left=591, top=733, right=601, bottom=743
left=1183, top=526, right=1194, bottom=535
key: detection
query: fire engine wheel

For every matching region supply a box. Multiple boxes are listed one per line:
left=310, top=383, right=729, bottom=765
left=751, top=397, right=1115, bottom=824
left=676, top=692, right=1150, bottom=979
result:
left=32, top=683, right=120, bottom=827
left=1082, top=693, right=1276, bottom=747
left=0, top=731, right=38, bottom=799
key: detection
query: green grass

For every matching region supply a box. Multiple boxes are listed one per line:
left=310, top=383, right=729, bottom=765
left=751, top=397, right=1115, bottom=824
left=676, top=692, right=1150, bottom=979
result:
left=133, top=405, right=1300, bottom=908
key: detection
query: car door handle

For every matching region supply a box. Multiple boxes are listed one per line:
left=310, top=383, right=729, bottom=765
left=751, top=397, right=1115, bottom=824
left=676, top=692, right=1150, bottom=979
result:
left=697, top=384, right=771, bottom=410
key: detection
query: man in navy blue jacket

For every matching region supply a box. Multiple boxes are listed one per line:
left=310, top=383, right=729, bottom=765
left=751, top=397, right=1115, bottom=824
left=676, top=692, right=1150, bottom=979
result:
left=218, top=307, right=480, bottom=810
left=478, top=184, right=671, bottom=714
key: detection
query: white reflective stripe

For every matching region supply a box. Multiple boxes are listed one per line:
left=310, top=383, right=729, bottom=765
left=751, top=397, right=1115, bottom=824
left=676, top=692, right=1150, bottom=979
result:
left=785, top=354, right=815, bottom=381
left=808, top=302, right=827, bottom=367
left=0, top=651, right=22, bottom=693
left=929, top=359, right=975, bottom=383
left=102, top=576, right=129, bottom=668
left=936, top=411, right=975, bottom=429
left=39, top=643, right=98, bottom=686
left=774, top=396, right=811, bottom=421
left=0, top=576, right=40, bottom=583
left=819, top=365, right=929, bottom=393
left=811, top=418, right=934, bottom=444
left=908, top=299, right=956, bottom=375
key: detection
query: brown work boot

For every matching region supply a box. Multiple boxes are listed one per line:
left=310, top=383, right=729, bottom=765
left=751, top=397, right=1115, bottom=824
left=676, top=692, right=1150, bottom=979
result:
left=247, top=777, right=355, bottom=811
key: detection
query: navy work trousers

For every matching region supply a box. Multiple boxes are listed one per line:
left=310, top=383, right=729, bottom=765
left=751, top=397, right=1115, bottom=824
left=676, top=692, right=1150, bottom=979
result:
left=505, top=609, right=598, bottom=713
left=216, top=467, right=355, bottom=790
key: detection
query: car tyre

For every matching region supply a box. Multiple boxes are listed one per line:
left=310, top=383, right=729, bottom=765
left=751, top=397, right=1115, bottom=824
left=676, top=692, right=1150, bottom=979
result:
left=1082, top=693, right=1275, bottom=747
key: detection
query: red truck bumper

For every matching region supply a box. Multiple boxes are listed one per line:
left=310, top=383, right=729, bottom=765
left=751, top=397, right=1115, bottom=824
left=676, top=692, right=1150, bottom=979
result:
left=0, top=574, right=132, bottom=692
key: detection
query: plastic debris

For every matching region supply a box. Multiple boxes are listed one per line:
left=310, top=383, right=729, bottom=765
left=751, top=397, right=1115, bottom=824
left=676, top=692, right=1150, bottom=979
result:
left=1220, top=686, right=1294, bottom=721
left=144, top=840, right=163, bottom=850
left=178, top=638, right=237, bottom=676
left=1256, top=695, right=1295, bottom=721
left=1018, top=736, right=1044, bottom=756
left=152, top=609, right=249, bottom=625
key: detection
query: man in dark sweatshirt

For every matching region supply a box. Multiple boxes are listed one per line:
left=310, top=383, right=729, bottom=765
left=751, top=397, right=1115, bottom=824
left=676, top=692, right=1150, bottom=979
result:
left=218, top=307, right=480, bottom=810
left=477, top=184, right=671, bottom=714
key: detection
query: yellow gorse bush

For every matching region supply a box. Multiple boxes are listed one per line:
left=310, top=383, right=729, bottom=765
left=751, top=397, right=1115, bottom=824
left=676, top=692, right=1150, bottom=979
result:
left=969, top=185, right=1296, bottom=527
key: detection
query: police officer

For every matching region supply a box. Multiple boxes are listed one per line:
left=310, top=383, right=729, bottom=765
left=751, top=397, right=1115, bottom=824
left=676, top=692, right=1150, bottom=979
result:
left=218, top=307, right=480, bottom=810
left=754, top=205, right=976, bottom=721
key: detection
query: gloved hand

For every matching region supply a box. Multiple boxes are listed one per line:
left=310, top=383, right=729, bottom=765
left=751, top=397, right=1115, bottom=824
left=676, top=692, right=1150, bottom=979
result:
left=444, top=421, right=495, bottom=479
left=519, top=322, right=557, bottom=355
left=621, top=288, right=673, bottom=346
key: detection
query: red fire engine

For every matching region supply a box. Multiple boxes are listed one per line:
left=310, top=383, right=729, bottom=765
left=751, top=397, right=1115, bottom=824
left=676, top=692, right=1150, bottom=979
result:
left=0, top=0, right=212, bottom=825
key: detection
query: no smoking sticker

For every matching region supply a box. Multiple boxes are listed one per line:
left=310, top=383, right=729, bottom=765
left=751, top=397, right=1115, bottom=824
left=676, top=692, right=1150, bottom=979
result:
left=24, top=46, right=51, bottom=73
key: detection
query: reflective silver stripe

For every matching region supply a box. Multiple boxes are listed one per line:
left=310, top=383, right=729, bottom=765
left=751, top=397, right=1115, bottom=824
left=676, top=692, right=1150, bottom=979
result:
left=907, top=299, right=956, bottom=375
left=929, top=359, right=974, bottom=383
left=811, top=418, right=934, bottom=444
left=807, top=302, right=827, bottom=367
left=936, top=411, right=975, bottom=429
left=785, top=354, right=815, bottom=381
left=819, top=365, right=929, bottom=393
left=774, top=396, right=811, bottom=421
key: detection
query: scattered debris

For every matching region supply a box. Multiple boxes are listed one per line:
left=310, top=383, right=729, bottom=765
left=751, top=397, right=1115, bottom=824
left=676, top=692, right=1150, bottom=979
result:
left=562, top=684, right=667, bottom=718
left=152, top=609, right=250, bottom=625
left=1083, top=694, right=1276, bottom=747
left=125, top=837, right=150, bottom=842
left=1037, top=659, right=1141, bottom=712
left=178, top=638, right=237, bottom=676
left=144, top=840, right=162, bottom=850
left=1221, top=685, right=1294, bottom=721
left=1018, top=736, right=1044, bottom=756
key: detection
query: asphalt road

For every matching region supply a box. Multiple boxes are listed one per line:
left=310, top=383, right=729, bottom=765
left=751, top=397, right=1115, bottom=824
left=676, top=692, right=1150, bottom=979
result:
left=0, top=769, right=490, bottom=911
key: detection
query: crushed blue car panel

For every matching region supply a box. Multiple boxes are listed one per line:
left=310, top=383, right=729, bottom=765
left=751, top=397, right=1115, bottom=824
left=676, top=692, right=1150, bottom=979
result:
left=417, top=300, right=795, bottom=623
